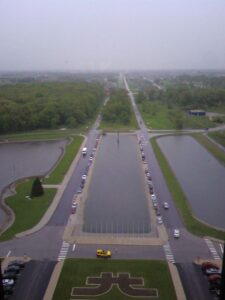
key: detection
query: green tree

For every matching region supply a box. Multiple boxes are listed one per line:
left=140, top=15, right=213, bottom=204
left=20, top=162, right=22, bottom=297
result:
left=30, top=177, right=44, bottom=198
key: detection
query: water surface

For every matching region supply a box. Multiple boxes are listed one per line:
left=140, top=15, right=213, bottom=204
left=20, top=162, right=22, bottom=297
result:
left=157, top=135, right=225, bottom=229
left=83, top=134, right=150, bottom=233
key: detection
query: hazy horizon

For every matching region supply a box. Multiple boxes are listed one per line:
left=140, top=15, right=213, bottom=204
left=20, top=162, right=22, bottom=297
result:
left=1, top=0, right=225, bottom=72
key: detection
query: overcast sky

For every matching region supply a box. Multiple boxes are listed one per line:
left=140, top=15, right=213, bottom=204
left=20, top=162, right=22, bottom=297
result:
left=0, top=0, right=225, bottom=71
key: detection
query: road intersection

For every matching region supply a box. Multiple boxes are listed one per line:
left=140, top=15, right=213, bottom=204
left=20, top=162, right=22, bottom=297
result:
left=0, top=77, right=223, bottom=299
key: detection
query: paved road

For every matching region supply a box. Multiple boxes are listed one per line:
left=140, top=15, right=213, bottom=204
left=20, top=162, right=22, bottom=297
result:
left=0, top=78, right=223, bottom=299
left=11, top=260, right=56, bottom=300
left=124, top=76, right=223, bottom=299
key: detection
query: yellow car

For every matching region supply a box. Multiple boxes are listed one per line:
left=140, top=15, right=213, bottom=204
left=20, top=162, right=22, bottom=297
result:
left=96, top=249, right=111, bottom=258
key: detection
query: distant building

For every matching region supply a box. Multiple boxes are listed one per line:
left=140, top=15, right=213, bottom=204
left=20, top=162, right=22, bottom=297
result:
left=189, top=109, right=206, bottom=116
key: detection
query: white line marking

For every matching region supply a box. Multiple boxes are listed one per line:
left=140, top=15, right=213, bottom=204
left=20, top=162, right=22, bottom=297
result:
left=72, top=244, right=76, bottom=251
left=6, top=250, right=11, bottom=257
left=219, top=244, right=224, bottom=254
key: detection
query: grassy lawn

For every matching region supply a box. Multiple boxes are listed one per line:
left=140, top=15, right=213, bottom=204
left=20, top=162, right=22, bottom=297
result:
left=44, top=135, right=84, bottom=184
left=137, top=102, right=216, bottom=130
left=0, top=180, right=55, bottom=241
left=53, top=259, right=177, bottom=300
left=0, top=128, right=86, bottom=142
left=151, top=136, right=225, bottom=240
left=208, top=131, right=225, bottom=148
left=192, top=133, right=225, bottom=166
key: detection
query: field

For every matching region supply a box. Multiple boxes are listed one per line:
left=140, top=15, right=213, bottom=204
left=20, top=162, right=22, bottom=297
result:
left=137, top=102, right=216, bottom=130
left=53, top=259, right=177, bottom=300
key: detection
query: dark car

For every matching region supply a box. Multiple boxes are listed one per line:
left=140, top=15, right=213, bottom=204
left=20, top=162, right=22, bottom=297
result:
left=5, top=265, right=20, bottom=274
left=8, top=260, right=25, bottom=269
left=3, top=285, right=14, bottom=295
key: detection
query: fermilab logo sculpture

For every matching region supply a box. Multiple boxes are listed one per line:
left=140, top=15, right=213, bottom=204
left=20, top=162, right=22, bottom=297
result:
left=71, top=272, right=158, bottom=298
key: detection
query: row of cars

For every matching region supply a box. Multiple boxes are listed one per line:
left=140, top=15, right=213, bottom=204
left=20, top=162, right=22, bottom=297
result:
left=140, top=141, right=180, bottom=238
left=72, top=135, right=101, bottom=214
left=1, top=260, right=26, bottom=297
left=201, top=261, right=222, bottom=297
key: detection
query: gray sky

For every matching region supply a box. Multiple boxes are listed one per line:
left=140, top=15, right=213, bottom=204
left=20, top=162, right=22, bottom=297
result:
left=0, top=0, right=225, bottom=71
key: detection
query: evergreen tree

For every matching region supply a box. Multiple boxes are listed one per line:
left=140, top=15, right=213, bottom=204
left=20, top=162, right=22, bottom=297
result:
left=30, top=177, right=44, bottom=198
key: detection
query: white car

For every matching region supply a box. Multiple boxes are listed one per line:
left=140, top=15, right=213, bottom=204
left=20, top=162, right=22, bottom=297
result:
left=151, top=194, right=156, bottom=201
left=157, top=216, right=163, bottom=224
left=163, top=202, right=169, bottom=209
left=174, top=229, right=180, bottom=238
left=82, top=175, right=87, bottom=181
left=2, top=279, right=14, bottom=286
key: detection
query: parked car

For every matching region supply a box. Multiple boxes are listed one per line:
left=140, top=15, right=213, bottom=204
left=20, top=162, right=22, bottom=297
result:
left=82, top=174, right=87, bottom=181
left=163, top=202, right=169, bottom=209
left=174, top=229, right=180, bottom=238
left=2, top=272, right=18, bottom=281
left=205, top=268, right=221, bottom=276
left=157, top=216, right=163, bottom=224
left=156, top=209, right=161, bottom=216
left=71, top=203, right=77, bottom=214
left=201, top=262, right=219, bottom=272
left=208, top=274, right=221, bottom=284
left=151, top=194, right=156, bottom=201
left=2, top=279, right=15, bottom=287
left=8, top=260, right=25, bottom=269
left=4, top=266, right=20, bottom=274
left=96, top=249, right=111, bottom=258
left=76, top=188, right=82, bottom=194
left=3, top=285, right=14, bottom=295
left=153, top=202, right=158, bottom=209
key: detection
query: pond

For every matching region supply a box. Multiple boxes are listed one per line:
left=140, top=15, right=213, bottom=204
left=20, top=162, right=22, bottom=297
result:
left=83, top=134, right=150, bottom=234
left=157, top=135, right=225, bottom=230
left=0, top=139, right=68, bottom=225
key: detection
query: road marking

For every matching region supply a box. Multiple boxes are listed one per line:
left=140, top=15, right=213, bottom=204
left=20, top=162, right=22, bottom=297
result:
left=73, top=244, right=76, bottom=251
left=219, top=243, right=224, bottom=254
left=57, top=241, right=70, bottom=261
left=204, top=238, right=221, bottom=260
left=6, top=250, right=11, bottom=257
left=163, top=243, right=175, bottom=263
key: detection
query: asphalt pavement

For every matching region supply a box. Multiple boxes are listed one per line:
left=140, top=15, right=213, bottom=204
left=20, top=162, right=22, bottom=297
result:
left=0, top=77, right=223, bottom=300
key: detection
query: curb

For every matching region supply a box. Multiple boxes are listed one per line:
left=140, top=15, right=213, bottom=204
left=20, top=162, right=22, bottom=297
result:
left=43, top=261, right=64, bottom=300
left=168, top=262, right=187, bottom=300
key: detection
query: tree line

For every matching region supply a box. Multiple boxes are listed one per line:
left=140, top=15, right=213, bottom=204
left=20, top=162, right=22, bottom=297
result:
left=0, top=82, right=104, bottom=134
left=136, top=85, right=225, bottom=110
left=102, top=89, right=132, bottom=124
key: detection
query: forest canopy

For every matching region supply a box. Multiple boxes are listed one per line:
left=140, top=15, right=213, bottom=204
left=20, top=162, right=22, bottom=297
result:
left=0, top=82, right=104, bottom=134
left=102, top=89, right=132, bottom=124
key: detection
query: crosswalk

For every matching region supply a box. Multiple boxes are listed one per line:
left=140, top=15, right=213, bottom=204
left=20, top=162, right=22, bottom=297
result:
left=204, top=238, right=221, bottom=260
left=57, top=241, right=70, bottom=261
left=163, top=243, right=175, bottom=264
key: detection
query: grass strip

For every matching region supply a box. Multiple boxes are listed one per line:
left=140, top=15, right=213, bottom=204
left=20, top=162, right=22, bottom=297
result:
left=191, top=133, right=225, bottom=165
left=151, top=136, right=225, bottom=240
left=0, top=179, right=55, bottom=241
left=53, top=259, right=176, bottom=300
left=44, top=135, right=84, bottom=184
